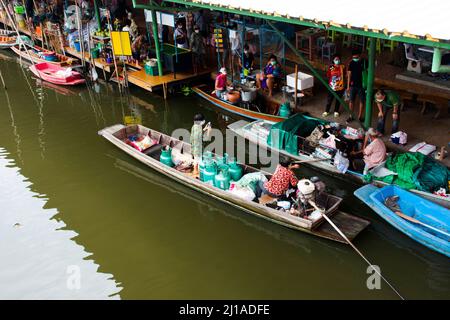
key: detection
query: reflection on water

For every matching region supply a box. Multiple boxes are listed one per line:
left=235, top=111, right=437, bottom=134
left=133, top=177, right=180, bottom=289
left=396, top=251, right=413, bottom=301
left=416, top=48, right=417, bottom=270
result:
left=0, top=148, right=121, bottom=299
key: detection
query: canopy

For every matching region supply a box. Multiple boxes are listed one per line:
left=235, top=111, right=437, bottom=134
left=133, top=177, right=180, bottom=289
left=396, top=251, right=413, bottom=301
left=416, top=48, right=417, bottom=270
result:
left=166, top=0, right=450, bottom=47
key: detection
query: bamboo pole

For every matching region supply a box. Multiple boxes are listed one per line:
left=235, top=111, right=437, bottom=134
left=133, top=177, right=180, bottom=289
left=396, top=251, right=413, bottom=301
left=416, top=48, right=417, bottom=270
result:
left=0, top=0, right=40, bottom=72
left=0, top=68, right=6, bottom=89
left=294, top=64, right=298, bottom=107
left=105, top=9, right=122, bottom=92
left=75, top=3, right=85, bottom=69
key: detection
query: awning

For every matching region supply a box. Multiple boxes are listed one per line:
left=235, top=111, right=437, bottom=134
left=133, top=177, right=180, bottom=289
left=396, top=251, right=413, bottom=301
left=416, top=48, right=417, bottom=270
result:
left=164, top=0, right=450, bottom=48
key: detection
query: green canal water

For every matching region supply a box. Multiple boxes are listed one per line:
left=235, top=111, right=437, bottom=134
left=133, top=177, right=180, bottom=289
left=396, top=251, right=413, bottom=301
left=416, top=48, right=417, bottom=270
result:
left=0, top=54, right=449, bottom=299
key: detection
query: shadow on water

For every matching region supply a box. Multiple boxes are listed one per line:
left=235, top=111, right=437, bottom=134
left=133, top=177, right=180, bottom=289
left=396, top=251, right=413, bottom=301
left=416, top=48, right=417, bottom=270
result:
left=0, top=148, right=122, bottom=299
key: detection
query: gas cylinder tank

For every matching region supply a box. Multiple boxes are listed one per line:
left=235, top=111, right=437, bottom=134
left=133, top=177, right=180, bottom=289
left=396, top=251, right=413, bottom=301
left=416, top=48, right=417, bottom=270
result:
left=203, top=161, right=217, bottom=185
left=227, top=157, right=243, bottom=181
left=214, top=167, right=231, bottom=190
left=278, top=102, right=291, bottom=118
left=159, top=146, right=174, bottom=167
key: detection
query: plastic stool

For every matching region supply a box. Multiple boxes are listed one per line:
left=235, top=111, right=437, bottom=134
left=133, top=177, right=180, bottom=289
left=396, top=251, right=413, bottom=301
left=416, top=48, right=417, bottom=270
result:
left=367, top=38, right=382, bottom=54
left=327, top=30, right=339, bottom=42
left=384, top=40, right=397, bottom=52
left=342, top=34, right=352, bottom=48
left=316, top=36, right=326, bottom=53
left=322, top=42, right=336, bottom=62
left=352, top=35, right=366, bottom=51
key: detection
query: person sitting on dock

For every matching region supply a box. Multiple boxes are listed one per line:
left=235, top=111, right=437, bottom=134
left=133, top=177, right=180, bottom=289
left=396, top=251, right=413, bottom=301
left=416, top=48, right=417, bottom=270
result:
left=256, top=54, right=282, bottom=97
left=214, top=67, right=229, bottom=100
left=323, top=54, right=345, bottom=118
left=374, top=89, right=401, bottom=135
left=351, top=128, right=386, bottom=175
left=256, top=157, right=300, bottom=199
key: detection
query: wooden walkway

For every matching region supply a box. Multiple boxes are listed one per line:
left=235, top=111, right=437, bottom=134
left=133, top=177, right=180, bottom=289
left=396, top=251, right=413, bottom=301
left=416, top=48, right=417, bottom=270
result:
left=64, top=46, right=115, bottom=75
left=125, top=67, right=214, bottom=97
left=0, top=17, right=42, bottom=41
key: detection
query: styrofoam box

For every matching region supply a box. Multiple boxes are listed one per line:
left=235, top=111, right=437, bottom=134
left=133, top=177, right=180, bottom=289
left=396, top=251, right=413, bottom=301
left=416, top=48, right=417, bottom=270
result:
left=286, top=72, right=314, bottom=90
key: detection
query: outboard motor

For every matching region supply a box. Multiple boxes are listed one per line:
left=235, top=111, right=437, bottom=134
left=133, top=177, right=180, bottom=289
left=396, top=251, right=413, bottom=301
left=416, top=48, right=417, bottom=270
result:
left=295, top=178, right=326, bottom=218
left=297, top=179, right=316, bottom=206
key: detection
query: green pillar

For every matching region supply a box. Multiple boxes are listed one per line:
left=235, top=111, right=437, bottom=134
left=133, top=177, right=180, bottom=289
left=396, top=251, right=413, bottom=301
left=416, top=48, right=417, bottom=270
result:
left=151, top=9, right=163, bottom=76
left=93, top=0, right=101, bottom=30
left=365, top=37, right=376, bottom=129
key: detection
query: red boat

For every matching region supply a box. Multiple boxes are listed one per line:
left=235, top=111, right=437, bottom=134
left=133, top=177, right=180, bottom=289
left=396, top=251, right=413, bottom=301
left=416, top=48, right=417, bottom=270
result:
left=29, top=63, right=85, bottom=86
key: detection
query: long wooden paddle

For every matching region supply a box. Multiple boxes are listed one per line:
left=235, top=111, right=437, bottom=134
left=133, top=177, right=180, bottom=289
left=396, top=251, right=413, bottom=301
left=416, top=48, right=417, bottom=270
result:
left=393, top=210, right=450, bottom=237
left=308, top=200, right=405, bottom=300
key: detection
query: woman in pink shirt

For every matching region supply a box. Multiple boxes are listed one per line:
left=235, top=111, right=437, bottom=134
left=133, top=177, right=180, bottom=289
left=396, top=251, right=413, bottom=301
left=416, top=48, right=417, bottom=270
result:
left=214, top=67, right=228, bottom=99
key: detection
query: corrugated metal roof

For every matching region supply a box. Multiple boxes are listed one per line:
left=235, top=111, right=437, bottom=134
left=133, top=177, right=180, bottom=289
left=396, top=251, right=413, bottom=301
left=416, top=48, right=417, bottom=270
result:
left=182, top=0, right=450, bottom=42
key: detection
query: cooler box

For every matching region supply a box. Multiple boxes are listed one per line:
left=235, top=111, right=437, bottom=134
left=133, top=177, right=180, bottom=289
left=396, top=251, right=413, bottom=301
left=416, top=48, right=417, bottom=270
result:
left=286, top=72, right=314, bottom=90
left=145, top=64, right=159, bottom=76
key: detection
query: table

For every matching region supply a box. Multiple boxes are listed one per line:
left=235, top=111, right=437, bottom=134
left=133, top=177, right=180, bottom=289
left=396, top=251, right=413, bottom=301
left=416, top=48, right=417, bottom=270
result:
left=151, top=43, right=192, bottom=78
left=295, top=28, right=327, bottom=60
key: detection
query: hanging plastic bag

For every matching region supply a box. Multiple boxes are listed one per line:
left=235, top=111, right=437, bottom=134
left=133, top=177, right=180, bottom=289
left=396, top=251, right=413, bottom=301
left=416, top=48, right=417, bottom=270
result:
left=203, top=122, right=212, bottom=142
left=334, top=150, right=350, bottom=173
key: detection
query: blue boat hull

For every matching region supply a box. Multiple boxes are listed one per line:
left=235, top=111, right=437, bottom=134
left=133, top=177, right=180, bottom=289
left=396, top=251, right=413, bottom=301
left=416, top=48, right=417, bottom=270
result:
left=355, top=185, right=450, bottom=258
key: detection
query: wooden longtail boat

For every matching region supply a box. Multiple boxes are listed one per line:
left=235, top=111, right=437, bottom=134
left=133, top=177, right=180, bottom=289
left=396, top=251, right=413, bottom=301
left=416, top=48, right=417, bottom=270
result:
left=355, top=185, right=450, bottom=257
left=29, top=62, right=85, bottom=86
left=0, top=36, right=17, bottom=49
left=11, top=43, right=78, bottom=66
left=192, top=84, right=287, bottom=123
left=99, top=124, right=370, bottom=243
left=228, top=119, right=450, bottom=209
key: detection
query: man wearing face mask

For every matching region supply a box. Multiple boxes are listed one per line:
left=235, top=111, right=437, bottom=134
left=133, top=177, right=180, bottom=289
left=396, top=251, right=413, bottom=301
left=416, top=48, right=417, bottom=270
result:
left=190, top=25, right=207, bottom=69
left=323, top=54, right=345, bottom=118
left=174, top=20, right=188, bottom=49
left=374, top=89, right=401, bottom=135
left=239, top=44, right=254, bottom=76
left=346, top=49, right=367, bottom=123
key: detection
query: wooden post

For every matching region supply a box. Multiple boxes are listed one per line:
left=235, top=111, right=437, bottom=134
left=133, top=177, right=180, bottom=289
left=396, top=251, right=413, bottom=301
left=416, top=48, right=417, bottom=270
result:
left=150, top=8, right=163, bottom=77
left=106, top=9, right=121, bottom=91
left=294, top=64, right=299, bottom=108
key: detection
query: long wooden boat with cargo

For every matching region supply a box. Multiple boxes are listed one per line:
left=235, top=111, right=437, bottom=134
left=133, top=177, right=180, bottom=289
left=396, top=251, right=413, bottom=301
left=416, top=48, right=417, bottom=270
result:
left=99, top=124, right=370, bottom=243
left=11, top=43, right=78, bottom=66
left=228, top=119, right=450, bottom=209
left=192, top=84, right=287, bottom=123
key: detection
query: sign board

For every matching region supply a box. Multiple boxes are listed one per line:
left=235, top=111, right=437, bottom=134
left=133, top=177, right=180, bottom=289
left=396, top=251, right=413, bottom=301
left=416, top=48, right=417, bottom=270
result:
left=110, top=31, right=132, bottom=56
left=144, top=10, right=175, bottom=27
left=124, top=115, right=142, bottom=126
